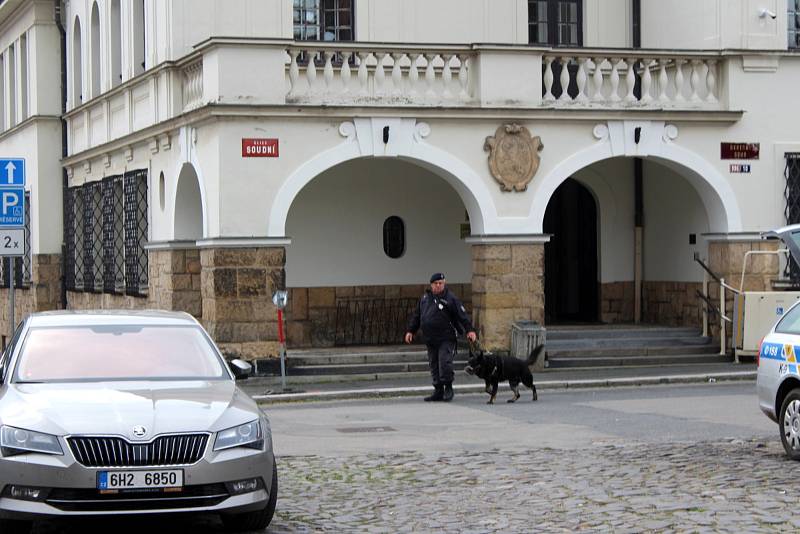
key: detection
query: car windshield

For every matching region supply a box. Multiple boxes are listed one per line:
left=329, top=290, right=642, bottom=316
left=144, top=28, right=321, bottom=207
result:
left=13, top=325, right=229, bottom=383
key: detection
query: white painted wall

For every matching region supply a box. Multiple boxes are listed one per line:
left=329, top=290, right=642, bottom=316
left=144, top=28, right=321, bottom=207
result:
left=642, top=0, right=787, bottom=50
left=285, top=158, right=471, bottom=287
left=642, top=160, right=709, bottom=282
left=585, top=0, right=631, bottom=48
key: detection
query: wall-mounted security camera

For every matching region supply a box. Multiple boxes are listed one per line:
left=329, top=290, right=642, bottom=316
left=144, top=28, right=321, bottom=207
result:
left=759, top=8, right=777, bottom=19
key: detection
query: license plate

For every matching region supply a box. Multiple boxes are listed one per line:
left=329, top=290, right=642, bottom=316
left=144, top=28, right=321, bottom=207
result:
left=97, top=469, right=184, bottom=490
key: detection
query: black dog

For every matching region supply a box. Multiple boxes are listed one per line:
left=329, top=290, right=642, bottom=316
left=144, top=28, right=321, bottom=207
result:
left=464, top=345, right=544, bottom=404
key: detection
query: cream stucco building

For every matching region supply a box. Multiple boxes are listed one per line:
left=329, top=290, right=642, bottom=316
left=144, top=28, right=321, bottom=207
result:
left=1, top=0, right=799, bottom=358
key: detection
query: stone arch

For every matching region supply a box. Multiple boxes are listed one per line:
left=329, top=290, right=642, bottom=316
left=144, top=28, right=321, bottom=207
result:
left=268, top=120, right=497, bottom=237
left=528, top=122, right=742, bottom=234
left=173, top=163, right=205, bottom=240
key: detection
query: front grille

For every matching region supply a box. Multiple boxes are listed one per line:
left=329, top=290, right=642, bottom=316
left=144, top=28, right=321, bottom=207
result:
left=67, top=434, right=209, bottom=467
left=46, top=483, right=228, bottom=512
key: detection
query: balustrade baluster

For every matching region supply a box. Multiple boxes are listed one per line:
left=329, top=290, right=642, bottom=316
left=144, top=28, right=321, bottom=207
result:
left=558, top=57, right=571, bottom=101
left=391, top=52, right=404, bottom=97
left=340, top=51, right=352, bottom=93
left=425, top=53, right=437, bottom=99
left=609, top=58, right=621, bottom=102
left=624, top=58, right=637, bottom=103
left=689, top=59, right=702, bottom=102
left=288, top=49, right=300, bottom=96
left=576, top=57, right=588, bottom=102
left=323, top=51, right=334, bottom=93
left=705, top=59, right=718, bottom=103
left=458, top=54, right=469, bottom=100
left=375, top=52, right=388, bottom=95
left=640, top=58, right=653, bottom=103
left=442, top=54, right=455, bottom=99
left=408, top=53, right=420, bottom=97
left=657, top=58, right=669, bottom=103
left=543, top=57, right=555, bottom=101
left=357, top=51, right=369, bottom=96
left=591, top=57, right=605, bottom=102
left=673, top=59, right=686, bottom=102
left=306, top=50, right=318, bottom=94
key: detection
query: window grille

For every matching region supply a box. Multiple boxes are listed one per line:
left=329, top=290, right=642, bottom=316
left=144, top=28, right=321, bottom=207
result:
left=124, top=169, right=148, bottom=296
left=293, top=0, right=353, bottom=41
left=0, top=192, right=31, bottom=289
left=64, top=169, right=148, bottom=296
left=790, top=0, right=800, bottom=49
left=784, top=153, right=800, bottom=282
left=83, top=182, right=104, bottom=292
left=102, top=175, right=125, bottom=293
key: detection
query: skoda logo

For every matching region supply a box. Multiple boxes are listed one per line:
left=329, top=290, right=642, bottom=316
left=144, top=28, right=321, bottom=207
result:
left=132, top=426, right=147, bottom=438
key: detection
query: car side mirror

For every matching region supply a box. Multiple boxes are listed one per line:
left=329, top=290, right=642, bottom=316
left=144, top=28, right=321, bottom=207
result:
left=229, top=358, right=253, bottom=380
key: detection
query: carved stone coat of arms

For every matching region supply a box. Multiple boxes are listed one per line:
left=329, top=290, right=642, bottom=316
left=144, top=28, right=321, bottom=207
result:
left=484, top=124, right=544, bottom=192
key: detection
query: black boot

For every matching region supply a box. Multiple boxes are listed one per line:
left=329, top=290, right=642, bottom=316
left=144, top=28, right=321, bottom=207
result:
left=442, top=382, right=454, bottom=402
left=424, top=384, right=444, bottom=402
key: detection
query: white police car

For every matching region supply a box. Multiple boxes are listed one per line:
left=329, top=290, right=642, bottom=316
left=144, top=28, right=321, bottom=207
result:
left=757, top=224, right=800, bottom=460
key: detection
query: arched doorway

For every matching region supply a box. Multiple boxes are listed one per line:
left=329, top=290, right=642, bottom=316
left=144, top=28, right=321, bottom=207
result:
left=544, top=177, right=598, bottom=323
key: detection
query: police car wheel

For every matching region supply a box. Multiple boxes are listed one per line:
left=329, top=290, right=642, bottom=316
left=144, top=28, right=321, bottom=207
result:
left=779, top=388, right=800, bottom=460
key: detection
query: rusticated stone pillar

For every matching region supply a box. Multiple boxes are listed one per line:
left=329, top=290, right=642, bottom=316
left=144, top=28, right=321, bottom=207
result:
left=200, top=247, right=285, bottom=360
left=471, top=242, right=544, bottom=352
left=148, top=248, right=202, bottom=317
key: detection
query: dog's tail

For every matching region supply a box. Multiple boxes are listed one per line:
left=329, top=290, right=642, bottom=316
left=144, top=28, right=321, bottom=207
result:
left=527, top=344, right=545, bottom=369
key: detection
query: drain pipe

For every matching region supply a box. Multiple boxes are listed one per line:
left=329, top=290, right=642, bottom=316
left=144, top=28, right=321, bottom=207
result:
left=634, top=158, right=643, bottom=323
left=55, top=0, right=68, bottom=309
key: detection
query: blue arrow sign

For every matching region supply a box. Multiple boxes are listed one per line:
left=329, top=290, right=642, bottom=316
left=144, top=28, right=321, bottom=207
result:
left=0, top=188, right=25, bottom=226
left=0, top=158, right=25, bottom=187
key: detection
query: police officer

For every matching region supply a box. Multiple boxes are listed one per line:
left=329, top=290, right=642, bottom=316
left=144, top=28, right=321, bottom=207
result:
left=404, top=273, right=477, bottom=402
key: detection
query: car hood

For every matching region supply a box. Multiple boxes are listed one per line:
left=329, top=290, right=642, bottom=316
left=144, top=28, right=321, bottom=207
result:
left=0, top=380, right=260, bottom=440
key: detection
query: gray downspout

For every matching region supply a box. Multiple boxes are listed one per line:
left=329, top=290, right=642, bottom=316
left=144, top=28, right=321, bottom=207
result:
left=55, top=0, right=68, bottom=309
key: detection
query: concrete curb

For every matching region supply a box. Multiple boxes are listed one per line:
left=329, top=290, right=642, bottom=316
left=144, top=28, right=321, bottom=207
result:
left=253, top=370, right=756, bottom=404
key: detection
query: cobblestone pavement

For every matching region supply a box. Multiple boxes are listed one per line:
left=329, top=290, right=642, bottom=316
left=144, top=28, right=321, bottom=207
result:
left=262, top=439, right=800, bottom=533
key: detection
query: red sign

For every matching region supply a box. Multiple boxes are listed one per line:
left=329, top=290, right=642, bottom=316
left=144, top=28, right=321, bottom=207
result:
left=720, top=142, right=759, bottom=160
left=242, top=138, right=279, bottom=157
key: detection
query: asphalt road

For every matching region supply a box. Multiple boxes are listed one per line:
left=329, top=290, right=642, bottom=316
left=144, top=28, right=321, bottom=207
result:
left=32, top=382, right=790, bottom=533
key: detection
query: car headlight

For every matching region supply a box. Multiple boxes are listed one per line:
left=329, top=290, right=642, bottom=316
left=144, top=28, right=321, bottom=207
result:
left=0, top=425, right=63, bottom=457
left=214, top=420, right=263, bottom=451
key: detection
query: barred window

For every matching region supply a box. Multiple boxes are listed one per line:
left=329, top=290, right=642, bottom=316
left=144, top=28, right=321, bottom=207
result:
left=65, top=170, right=148, bottom=296
left=791, top=0, right=800, bottom=49
left=785, top=153, right=800, bottom=282
left=0, top=192, right=31, bottom=289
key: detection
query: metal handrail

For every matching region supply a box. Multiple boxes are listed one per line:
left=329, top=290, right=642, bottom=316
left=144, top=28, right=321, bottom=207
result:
left=738, top=248, right=789, bottom=292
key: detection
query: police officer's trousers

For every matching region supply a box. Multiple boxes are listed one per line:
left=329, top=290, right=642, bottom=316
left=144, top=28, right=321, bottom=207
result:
left=426, top=339, right=456, bottom=385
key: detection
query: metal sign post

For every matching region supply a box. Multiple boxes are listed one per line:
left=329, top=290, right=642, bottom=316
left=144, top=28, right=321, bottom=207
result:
left=272, top=290, right=289, bottom=391
left=0, top=158, right=25, bottom=339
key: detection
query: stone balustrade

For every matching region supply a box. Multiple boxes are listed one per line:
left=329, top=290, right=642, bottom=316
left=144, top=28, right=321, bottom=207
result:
left=542, top=53, right=721, bottom=108
left=64, top=39, right=738, bottom=158
left=286, top=44, right=476, bottom=106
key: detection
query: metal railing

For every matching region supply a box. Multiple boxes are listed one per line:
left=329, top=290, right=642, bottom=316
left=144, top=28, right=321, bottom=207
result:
left=334, top=297, right=417, bottom=346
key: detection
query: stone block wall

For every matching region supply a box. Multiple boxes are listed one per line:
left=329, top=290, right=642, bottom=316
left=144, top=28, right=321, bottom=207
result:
left=149, top=249, right=202, bottom=317
left=0, top=254, right=62, bottom=341
left=471, top=243, right=544, bottom=352
left=642, top=281, right=702, bottom=327
left=200, top=247, right=285, bottom=360
left=599, top=281, right=634, bottom=323
left=284, top=283, right=472, bottom=347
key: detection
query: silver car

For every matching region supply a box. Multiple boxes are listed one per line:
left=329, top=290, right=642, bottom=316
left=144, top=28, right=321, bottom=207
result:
left=758, top=223, right=800, bottom=460
left=0, top=310, right=277, bottom=533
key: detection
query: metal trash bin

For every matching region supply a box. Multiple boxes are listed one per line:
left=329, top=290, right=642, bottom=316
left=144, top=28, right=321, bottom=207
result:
left=511, top=321, right=546, bottom=370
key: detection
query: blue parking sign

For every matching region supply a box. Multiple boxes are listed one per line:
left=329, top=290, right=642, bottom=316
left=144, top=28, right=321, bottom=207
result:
left=0, top=188, right=24, bottom=226
left=0, top=158, right=25, bottom=187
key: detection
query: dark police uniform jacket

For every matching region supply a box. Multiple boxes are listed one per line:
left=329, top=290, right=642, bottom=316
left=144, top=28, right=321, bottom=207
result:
left=407, top=287, right=475, bottom=345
